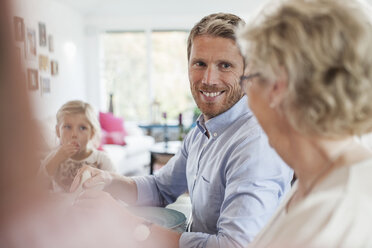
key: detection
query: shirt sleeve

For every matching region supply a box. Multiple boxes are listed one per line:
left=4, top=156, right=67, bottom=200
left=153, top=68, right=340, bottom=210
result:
left=180, top=132, right=293, bottom=248
left=97, top=150, right=116, bottom=172
left=133, top=136, right=190, bottom=206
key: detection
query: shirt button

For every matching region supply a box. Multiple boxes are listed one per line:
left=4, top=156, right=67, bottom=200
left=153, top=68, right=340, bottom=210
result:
left=213, top=132, right=217, bottom=137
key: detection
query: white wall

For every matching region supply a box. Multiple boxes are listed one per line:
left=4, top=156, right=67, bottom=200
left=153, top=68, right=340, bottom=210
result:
left=12, top=0, right=87, bottom=120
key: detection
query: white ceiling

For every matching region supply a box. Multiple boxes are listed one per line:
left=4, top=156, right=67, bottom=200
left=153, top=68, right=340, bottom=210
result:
left=52, top=0, right=372, bottom=31
left=54, top=0, right=372, bottom=18
left=52, top=0, right=269, bottom=18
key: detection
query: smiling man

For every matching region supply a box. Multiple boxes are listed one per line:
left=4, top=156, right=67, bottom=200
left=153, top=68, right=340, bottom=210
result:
left=189, top=35, right=244, bottom=120
left=72, top=13, right=293, bottom=248
left=189, top=35, right=244, bottom=124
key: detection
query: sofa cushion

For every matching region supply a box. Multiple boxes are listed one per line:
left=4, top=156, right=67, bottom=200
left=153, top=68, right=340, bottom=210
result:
left=101, top=129, right=127, bottom=146
left=102, top=135, right=155, bottom=175
left=99, top=112, right=128, bottom=146
left=99, top=112, right=128, bottom=133
left=124, top=135, right=155, bottom=157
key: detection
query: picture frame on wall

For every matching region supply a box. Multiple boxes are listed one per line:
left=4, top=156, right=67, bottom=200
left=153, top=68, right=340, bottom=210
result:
left=48, top=35, right=54, bottom=52
left=27, top=69, right=39, bottom=90
left=14, top=16, right=25, bottom=42
left=25, top=28, right=37, bottom=60
left=38, top=22, right=47, bottom=47
left=40, top=77, right=51, bottom=95
left=15, top=46, right=22, bottom=65
left=38, top=55, right=49, bottom=72
left=51, top=60, right=58, bottom=76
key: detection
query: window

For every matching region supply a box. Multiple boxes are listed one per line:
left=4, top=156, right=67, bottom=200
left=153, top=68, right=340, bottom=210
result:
left=101, top=30, right=194, bottom=124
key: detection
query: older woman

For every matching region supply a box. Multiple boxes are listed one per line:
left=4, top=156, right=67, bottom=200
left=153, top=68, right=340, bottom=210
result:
left=237, top=0, right=372, bottom=247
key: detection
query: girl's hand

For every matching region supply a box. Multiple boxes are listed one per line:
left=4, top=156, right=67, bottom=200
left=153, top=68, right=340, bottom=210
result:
left=43, top=142, right=80, bottom=178
left=56, top=142, right=80, bottom=162
left=70, top=165, right=113, bottom=193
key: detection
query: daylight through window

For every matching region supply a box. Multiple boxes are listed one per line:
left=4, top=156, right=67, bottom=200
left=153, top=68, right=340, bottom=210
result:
left=101, top=31, right=194, bottom=124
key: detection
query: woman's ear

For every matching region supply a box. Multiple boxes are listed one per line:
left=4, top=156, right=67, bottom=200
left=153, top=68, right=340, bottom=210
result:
left=269, top=68, right=288, bottom=108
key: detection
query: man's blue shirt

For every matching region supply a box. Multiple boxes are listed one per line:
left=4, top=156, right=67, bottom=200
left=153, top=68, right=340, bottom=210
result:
left=133, top=96, right=293, bottom=248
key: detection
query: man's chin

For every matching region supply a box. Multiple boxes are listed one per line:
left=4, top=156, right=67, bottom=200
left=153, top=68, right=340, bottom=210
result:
left=199, top=108, right=223, bottom=120
left=199, top=99, right=241, bottom=119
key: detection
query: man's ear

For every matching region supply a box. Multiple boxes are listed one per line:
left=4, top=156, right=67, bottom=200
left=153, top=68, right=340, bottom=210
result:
left=56, top=125, right=60, bottom=138
left=269, top=68, right=288, bottom=108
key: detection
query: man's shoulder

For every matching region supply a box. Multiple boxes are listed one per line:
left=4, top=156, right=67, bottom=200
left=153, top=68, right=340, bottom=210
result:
left=227, top=113, right=263, bottom=141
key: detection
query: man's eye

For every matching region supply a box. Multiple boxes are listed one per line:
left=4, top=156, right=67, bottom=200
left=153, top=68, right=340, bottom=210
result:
left=195, top=61, right=206, bottom=67
left=220, top=63, right=231, bottom=69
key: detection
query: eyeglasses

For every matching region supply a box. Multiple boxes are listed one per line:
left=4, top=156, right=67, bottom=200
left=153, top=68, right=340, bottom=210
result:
left=239, top=73, right=260, bottom=92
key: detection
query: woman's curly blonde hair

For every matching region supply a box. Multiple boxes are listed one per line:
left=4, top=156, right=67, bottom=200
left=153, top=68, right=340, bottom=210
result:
left=238, top=0, right=372, bottom=138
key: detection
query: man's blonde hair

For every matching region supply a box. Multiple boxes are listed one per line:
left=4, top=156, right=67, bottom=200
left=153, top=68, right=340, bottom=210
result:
left=238, top=0, right=372, bottom=138
left=56, top=100, right=101, bottom=147
left=187, top=13, right=245, bottom=60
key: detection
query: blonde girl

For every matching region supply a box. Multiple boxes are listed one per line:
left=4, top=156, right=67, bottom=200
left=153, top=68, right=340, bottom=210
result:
left=41, top=100, right=115, bottom=192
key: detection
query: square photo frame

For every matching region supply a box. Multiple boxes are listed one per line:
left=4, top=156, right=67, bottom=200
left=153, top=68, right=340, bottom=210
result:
left=48, top=35, right=54, bottom=52
left=38, top=55, right=49, bottom=72
left=38, top=22, right=47, bottom=47
left=51, top=60, right=58, bottom=76
left=15, top=46, right=22, bottom=65
left=25, top=28, right=37, bottom=60
left=27, top=68, right=39, bottom=90
left=40, top=77, right=51, bottom=95
left=14, top=16, right=25, bottom=42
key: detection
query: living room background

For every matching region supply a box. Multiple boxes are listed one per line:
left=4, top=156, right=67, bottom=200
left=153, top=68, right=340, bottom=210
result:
left=101, top=30, right=194, bottom=124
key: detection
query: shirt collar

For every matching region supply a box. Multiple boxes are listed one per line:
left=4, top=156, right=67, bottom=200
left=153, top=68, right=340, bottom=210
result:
left=196, top=95, right=252, bottom=139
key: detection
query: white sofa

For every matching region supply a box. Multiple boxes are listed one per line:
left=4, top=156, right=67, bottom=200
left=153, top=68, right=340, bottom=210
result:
left=40, top=118, right=155, bottom=176
left=102, top=121, right=155, bottom=175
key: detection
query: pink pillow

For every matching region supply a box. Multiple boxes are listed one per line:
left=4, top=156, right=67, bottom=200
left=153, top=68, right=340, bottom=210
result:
left=99, top=112, right=128, bottom=146
left=99, top=112, right=128, bottom=135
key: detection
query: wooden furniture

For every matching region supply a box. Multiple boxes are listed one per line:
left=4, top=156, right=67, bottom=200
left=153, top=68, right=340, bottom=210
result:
left=149, top=141, right=181, bottom=174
